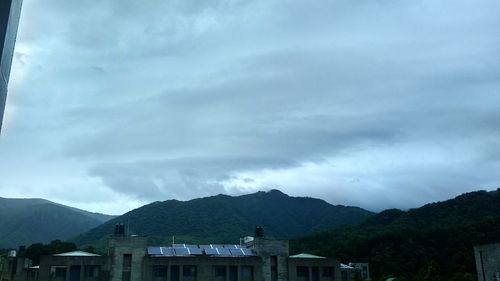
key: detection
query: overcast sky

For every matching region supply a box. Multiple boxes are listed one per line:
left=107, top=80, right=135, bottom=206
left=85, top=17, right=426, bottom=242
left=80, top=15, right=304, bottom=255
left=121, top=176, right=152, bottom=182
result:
left=0, top=0, right=499, bottom=215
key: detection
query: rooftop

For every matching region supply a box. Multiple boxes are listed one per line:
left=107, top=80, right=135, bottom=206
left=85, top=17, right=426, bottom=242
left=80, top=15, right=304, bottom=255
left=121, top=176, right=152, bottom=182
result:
left=341, top=264, right=355, bottom=270
left=289, top=253, right=326, bottom=259
left=53, top=251, right=101, bottom=257
left=148, top=244, right=256, bottom=257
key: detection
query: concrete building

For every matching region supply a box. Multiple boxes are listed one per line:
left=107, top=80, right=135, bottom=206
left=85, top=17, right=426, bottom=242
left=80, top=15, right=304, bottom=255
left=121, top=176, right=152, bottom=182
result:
left=0, top=250, right=18, bottom=281
left=339, top=264, right=355, bottom=281
left=0, top=0, right=23, bottom=132
left=12, top=228, right=341, bottom=281
left=37, top=251, right=106, bottom=281
left=288, top=254, right=338, bottom=281
left=474, top=242, right=500, bottom=281
left=348, top=263, right=369, bottom=281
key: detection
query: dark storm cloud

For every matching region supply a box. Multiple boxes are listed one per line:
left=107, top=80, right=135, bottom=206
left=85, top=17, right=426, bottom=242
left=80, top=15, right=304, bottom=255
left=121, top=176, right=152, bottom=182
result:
left=0, top=0, right=499, bottom=213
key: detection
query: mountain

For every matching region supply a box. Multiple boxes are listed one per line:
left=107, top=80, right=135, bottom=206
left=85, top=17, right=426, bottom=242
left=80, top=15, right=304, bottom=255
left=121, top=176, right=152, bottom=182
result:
left=75, top=189, right=374, bottom=245
left=0, top=197, right=115, bottom=249
left=291, top=189, right=500, bottom=281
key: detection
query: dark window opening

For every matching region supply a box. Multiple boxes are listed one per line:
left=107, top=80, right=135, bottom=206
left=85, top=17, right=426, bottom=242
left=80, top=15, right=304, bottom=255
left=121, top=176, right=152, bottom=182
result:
left=323, top=267, right=333, bottom=277
left=170, top=265, right=180, bottom=281
left=84, top=266, right=100, bottom=278
left=215, top=266, right=226, bottom=277
left=229, top=266, right=237, bottom=281
left=241, top=266, right=254, bottom=281
left=183, top=265, right=197, bottom=279
left=297, top=266, right=309, bottom=277
left=123, top=254, right=132, bottom=269
left=55, top=267, right=67, bottom=278
left=271, top=256, right=278, bottom=281
left=312, top=266, right=319, bottom=281
left=153, top=265, right=167, bottom=277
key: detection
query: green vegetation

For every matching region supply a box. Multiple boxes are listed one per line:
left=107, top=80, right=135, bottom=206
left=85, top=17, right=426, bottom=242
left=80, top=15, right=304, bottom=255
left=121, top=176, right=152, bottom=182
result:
left=0, top=197, right=114, bottom=248
left=18, top=240, right=77, bottom=265
left=6, top=189, right=498, bottom=281
left=75, top=190, right=374, bottom=246
left=291, top=190, right=500, bottom=281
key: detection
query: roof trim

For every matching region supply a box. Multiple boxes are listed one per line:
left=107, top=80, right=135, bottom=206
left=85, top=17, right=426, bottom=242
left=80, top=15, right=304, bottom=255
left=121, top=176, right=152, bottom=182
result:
left=289, top=253, right=326, bottom=259
left=54, top=251, right=101, bottom=257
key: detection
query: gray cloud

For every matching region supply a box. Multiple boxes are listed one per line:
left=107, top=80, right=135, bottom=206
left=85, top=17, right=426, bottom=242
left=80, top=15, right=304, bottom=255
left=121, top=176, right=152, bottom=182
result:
left=0, top=0, right=499, bottom=214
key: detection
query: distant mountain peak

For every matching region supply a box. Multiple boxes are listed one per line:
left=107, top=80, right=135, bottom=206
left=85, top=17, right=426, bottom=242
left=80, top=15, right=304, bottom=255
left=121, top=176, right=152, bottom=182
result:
left=266, top=189, right=288, bottom=196
left=0, top=197, right=115, bottom=248
left=75, top=190, right=374, bottom=246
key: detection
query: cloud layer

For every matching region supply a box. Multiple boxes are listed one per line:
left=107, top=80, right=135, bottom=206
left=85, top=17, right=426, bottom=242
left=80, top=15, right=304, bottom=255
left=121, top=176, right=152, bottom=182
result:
left=1, top=0, right=499, bottom=214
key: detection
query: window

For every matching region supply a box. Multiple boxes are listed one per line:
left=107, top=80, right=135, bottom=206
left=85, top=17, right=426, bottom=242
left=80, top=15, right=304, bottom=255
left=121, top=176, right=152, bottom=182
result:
left=341, top=271, right=348, bottom=281
left=241, top=266, right=254, bottom=281
left=213, top=266, right=227, bottom=281
left=152, top=265, right=167, bottom=277
left=69, top=266, right=81, bottom=281
left=214, top=266, right=226, bottom=277
left=122, top=272, right=131, bottom=281
left=312, top=267, right=320, bottom=281
left=122, top=254, right=132, bottom=281
left=84, top=266, right=100, bottom=278
left=323, top=267, right=333, bottom=277
left=229, top=266, right=237, bottom=281
left=50, top=266, right=67, bottom=280
left=183, top=265, right=197, bottom=281
left=170, top=265, right=180, bottom=281
left=183, top=265, right=197, bottom=277
left=297, top=266, right=309, bottom=277
left=271, top=256, right=278, bottom=281
left=56, top=267, right=67, bottom=277
left=123, top=254, right=132, bottom=269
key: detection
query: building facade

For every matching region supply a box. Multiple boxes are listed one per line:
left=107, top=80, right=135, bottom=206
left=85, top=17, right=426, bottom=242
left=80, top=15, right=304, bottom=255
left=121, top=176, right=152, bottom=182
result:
left=474, top=242, right=500, bottom=281
left=0, top=250, right=18, bottom=281
left=37, top=252, right=106, bottom=281
left=0, top=0, right=22, bottom=132
left=12, top=232, right=341, bottom=281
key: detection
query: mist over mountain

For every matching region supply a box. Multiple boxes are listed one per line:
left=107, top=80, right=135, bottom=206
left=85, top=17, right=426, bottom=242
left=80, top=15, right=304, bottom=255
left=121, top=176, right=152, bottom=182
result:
left=0, top=197, right=114, bottom=248
left=75, top=189, right=374, bottom=245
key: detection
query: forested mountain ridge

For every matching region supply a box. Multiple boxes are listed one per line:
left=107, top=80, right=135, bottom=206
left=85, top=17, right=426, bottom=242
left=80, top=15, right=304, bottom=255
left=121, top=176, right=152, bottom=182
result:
left=0, top=197, right=115, bottom=248
left=291, top=189, right=500, bottom=281
left=75, top=189, right=374, bottom=245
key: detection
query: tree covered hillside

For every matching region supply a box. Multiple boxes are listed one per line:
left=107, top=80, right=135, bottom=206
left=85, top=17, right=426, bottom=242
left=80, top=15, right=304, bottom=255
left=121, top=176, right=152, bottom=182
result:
left=0, top=197, right=114, bottom=248
left=291, top=190, right=500, bottom=281
left=75, top=190, right=373, bottom=245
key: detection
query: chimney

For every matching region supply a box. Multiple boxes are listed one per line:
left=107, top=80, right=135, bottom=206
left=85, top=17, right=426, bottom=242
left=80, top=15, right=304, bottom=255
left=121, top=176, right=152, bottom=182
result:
left=114, top=223, right=125, bottom=236
left=255, top=226, right=264, bottom=238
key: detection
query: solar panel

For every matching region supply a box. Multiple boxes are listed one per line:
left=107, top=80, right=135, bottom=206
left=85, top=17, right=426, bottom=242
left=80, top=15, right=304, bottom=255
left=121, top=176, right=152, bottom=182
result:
left=174, top=247, right=190, bottom=256
left=204, top=248, right=219, bottom=256
left=229, top=248, right=245, bottom=256
left=147, top=247, right=162, bottom=255
left=241, top=248, right=256, bottom=256
left=149, top=244, right=256, bottom=257
left=187, top=247, right=203, bottom=255
left=216, top=248, right=231, bottom=256
left=160, top=247, right=175, bottom=256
